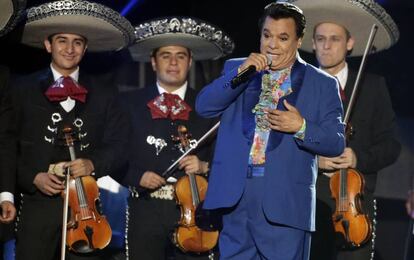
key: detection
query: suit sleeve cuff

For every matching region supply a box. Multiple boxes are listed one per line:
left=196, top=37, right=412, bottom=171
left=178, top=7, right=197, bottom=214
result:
left=0, top=192, right=14, bottom=204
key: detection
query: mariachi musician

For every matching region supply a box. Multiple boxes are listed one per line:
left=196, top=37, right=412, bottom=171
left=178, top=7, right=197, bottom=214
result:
left=121, top=17, right=234, bottom=260
left=0, top=1, right=26, bottom=257
left=4, top=1, right=134, bottom=259
left=290, top=0, right=401, bottom=259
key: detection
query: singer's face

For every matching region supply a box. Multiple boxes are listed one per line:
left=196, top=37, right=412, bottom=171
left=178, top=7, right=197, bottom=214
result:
left=260, top=17, right=302, bottom=71
left=151, top=45, right=192, bottom=91
left=312, top=22, right=354, bottom=75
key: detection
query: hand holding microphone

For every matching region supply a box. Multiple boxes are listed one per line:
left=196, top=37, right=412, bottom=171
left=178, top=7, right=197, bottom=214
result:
left=231, top=53, right=272, bottom=88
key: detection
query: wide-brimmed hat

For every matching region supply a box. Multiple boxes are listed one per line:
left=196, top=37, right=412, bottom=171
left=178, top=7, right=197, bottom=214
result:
left=286, top=0, right=399, bottom=56
left=0, top=0, right=26, bottom=37
left=21, top=0, right=135, bottom=52
left=129, top=17, right=235, bottom=62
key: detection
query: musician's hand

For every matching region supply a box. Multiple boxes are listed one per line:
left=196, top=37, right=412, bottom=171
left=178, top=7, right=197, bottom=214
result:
left=318, top=148, right=357, bottom=170
left=406, top=190, right=414, bottom=219
left=33, top=172, right=65, bottom=196
left=0, top=201, right=16, bottom=223
left=139, top=171, right=166, bottom=190
left=239, top=53, right=270, bottom=73
left=179, top=155, right=208, bottom=175
left=65, top=159, right=94, bottom=178
left=266, top=100, right=303, bottom=133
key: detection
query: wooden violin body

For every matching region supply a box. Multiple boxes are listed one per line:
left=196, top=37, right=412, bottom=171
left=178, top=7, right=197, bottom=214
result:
left=330, top=168, right=371, bottom=248
left=174, top=174, right=218, bottom=253
left=64, top=176, right=112, bottom=253
left=62, top=127, right=112, bottom=254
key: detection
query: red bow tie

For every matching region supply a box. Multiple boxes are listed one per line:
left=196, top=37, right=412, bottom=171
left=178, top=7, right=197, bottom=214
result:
left=45, top=76, right=88, bottom=103
left=147, top=93, right=192, bottom=121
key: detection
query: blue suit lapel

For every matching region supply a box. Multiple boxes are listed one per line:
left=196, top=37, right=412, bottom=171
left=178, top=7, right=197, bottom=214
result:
left=242, top=72, right=264, bottom=142
left=267, top=59, right=307, bottom=151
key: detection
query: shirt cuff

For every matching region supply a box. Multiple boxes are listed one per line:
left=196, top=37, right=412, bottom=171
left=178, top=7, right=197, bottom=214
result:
left=0, top=192, right=14, bottom=204
left=294, top=118, right=306, bottom=140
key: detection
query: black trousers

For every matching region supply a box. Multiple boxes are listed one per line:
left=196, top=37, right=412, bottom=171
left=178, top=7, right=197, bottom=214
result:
left=15, top=194, right=103, bottom=260
left=127, top=196, right=217, bottom=260
left=310, top=174, right=375, bottom=260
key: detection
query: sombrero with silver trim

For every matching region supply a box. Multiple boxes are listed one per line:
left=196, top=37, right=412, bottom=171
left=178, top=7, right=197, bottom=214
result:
left=21, top=0, right=135, bottom=52
left=0, top=0, right=26, bottom=37
left=285, top=0, right=399, bottom=56
left=129, top=17, right=235, bottom=62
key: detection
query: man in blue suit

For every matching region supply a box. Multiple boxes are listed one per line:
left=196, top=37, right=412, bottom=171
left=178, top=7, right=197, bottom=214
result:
left=196, top=2, right=345, bottom=260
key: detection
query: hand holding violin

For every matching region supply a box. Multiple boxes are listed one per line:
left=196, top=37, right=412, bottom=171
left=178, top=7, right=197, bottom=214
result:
left=34, top=172, right=65, bottom=196
left=140, top=171, right=166, bottom=190
left=65, top=158, right=94, bottom=178
left=319, top=147, right=357, bottom=171
left=179, top=155, right=209, bottom=175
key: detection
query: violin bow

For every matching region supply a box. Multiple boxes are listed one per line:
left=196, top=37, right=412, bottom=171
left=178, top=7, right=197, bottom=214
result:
left=61, top=128, right=77, bottom=260
left=161, top=122, right=220, bottom=178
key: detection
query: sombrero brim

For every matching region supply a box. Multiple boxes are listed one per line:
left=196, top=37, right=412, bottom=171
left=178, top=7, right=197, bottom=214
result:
left=0, top=0, right=25, bottom=37
left=287, top=0, right=399, bottom=57
left=128, top=17, right=235, bottom=62
left=129, top=33, right=231, bottom=62
left=21, top=1, right=135, bottom=52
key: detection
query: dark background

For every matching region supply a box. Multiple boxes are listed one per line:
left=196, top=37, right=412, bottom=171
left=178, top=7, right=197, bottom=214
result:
left=1, top=0, right=413, bottom=259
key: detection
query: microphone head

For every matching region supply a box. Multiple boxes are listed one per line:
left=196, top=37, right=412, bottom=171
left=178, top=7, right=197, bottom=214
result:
left=266, top=54, right=272, bottom=67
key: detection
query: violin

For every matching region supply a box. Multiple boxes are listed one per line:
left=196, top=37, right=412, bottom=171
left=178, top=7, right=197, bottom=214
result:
left=328, top=24, right=379, bottom=249
left=61, top=127, right=112, bottom=256
left=329, top=130, right=372, bottom=247
left=172, top=125, right=219, bottom=253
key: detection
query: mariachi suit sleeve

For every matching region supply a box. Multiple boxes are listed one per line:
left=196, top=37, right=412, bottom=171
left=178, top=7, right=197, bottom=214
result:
left=294, top=75, right=345, bottom=157
left=87, top=85, right=131, bottom=179
left=0, top=67, right=16, bottom=194
left=117, top=91, right=148, bottom=193
left=350, top=74, right=401, bottom=174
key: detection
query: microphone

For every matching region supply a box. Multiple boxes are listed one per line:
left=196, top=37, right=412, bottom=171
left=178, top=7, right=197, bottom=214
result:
left=230, top=55, right=272, bottom=89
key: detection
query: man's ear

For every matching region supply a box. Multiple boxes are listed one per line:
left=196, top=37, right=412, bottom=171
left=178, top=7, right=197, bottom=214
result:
left=150, top=56, right=157, bottom=72
left=347, top=37, right=355, bottom=52
left=297, top=37, right=303, bottom=48
left=44, top=39, right=52, bottom=53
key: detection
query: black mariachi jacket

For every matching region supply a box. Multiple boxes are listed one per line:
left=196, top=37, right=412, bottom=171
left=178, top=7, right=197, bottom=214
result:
left=7, top=68, right=130, bottom=197
left=120, top=85, right=217, bottom=194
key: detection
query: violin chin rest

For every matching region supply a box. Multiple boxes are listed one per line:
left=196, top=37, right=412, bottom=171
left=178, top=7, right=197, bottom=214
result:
left=71, top=240, right=94, bottom=253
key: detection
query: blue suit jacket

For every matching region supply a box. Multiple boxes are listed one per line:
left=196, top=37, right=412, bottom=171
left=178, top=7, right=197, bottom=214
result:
left=196, top=56, right=345, bottom=231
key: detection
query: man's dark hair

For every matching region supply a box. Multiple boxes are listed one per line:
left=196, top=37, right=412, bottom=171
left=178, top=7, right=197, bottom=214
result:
left=151, top=46, right=192, bottom=58
left=47, top=33, right=88, bottom=45
left=258, top=2, right=306, bottom=39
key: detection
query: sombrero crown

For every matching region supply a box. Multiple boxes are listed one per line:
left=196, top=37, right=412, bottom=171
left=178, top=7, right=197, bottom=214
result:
left=129, top=17, right=235, bottom=62
left=0, top=0, right=26, bottom=37
left=286, top=0, right=399, bottom=56
left=21, top=0, right=135, bottom=52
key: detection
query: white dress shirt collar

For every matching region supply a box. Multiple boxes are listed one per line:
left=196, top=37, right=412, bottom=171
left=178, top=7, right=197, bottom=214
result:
left=50, top=64, right=80, bottom=112
left=334, top=63, right=349, bottom=90
left=156, top=81, right=187, bottom=100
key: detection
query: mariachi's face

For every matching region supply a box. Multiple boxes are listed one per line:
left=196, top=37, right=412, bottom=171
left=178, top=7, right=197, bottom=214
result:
left=312, top=22, right=355, bottom=75
left=260, top=16, right=302, bottom=71
left=151, top=45, right=192, bottom=92
left=44, top=33, right=87, bottom=76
